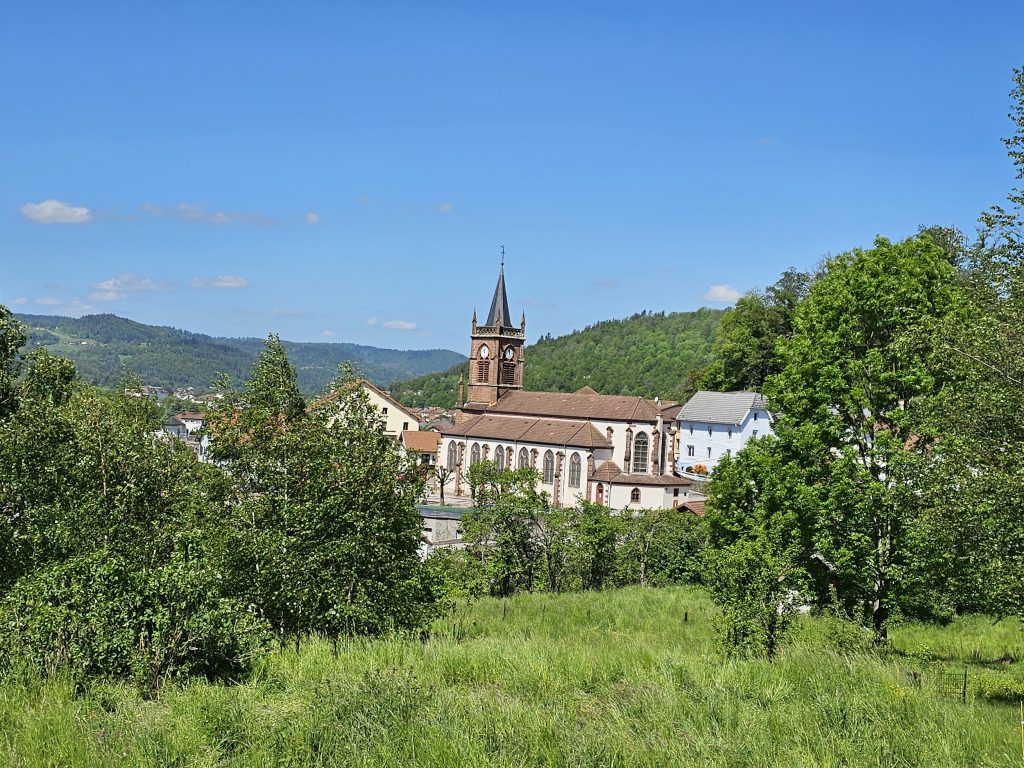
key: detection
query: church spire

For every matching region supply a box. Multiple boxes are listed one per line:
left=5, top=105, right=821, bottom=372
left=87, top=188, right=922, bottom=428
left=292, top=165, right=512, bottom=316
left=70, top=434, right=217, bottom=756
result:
left=486, top=246, right=512, bottom=328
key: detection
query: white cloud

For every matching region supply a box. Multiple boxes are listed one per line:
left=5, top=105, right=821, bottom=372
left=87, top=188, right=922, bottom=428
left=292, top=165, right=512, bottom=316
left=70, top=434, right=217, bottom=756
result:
left=89, top=272, right=171, bottom=301
left=366, top=317, right=380, bottom=326
left=304, top=212, right=320, bottom=225
left=321, top=329, right=335, bottom=337
left=703, top=284, right=742, bottom=303
left=192, top=275, right=248, bottom=289
left=435, top=202, right=454, bottom=214
left=19, top=199, right=92, bottom=224
left=142, top=201, right=273, bottom=226
left=382, top=319, right=417, bottom=331
left=35, top=297, right=62, bottom=306
left=89, top=290, right=123, bottom=302
left=11, top=297, right=29, bottom=305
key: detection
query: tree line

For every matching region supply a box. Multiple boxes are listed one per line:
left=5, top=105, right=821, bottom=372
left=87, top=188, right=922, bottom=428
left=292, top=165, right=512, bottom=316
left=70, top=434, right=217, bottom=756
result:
left=699, top=67, right=1024, bottom=656
left=0, top=325, right=439, bottom=688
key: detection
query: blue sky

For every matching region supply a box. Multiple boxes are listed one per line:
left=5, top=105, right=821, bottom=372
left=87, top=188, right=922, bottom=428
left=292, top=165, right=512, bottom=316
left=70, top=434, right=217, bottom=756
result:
left=3, top=2, right=1023, bottom=353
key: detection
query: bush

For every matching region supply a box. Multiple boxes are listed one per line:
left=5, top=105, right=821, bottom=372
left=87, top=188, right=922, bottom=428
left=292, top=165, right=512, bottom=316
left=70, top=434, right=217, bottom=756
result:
left=423, top=547, right=489, bottom=600
left=0, top=551, right=270, bottom=689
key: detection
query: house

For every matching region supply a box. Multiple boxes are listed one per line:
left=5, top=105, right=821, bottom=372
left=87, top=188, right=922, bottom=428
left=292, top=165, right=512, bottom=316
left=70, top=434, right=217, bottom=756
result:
left=436, top=265, right=691, bottom=510
left=675, top=390, right=774, bottom=473
left=358, top=380, right=421, bottom=438
left=401, top=430, right=441, bottom=465
left=177, top=411, right=205, bottom=435
left=417, top=505, right=466, bottom=555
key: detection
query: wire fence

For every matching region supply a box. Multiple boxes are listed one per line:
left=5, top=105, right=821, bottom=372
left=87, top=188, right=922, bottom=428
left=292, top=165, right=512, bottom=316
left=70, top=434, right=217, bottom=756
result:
left=903, top=666, right=969, bottom=703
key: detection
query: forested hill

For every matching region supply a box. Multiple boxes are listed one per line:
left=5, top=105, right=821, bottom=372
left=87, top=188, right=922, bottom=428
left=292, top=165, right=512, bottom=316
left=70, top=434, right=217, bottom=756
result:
left=14, top=313, right=465, bottom=394
left=390, top=308, right=724, bottom=407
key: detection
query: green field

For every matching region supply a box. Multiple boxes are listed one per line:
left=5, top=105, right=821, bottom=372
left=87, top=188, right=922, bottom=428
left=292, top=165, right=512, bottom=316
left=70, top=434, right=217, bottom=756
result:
left=3, top=586, right=1022, bottom=767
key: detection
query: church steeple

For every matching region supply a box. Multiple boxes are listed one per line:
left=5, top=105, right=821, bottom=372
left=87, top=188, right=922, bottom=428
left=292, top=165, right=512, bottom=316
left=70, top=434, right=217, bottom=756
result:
left=486, top=267, right=512, bottom=329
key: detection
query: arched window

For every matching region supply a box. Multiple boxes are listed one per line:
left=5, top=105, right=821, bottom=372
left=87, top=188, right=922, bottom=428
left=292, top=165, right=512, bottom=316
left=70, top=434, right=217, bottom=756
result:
left=470, top=443, right=480, bottom=466
left=632, top=432, right=649, bottom=473
left=495, top=444, right=505, bottom=471
left=569, top=453, right=581, bottom=487
left=518, top=447, right=529, bottom=469
left=543, top=450, right=555, bottom=484
left=447, top=442, right=457, bottom=471
left=630, top=487, right=641, bottom=503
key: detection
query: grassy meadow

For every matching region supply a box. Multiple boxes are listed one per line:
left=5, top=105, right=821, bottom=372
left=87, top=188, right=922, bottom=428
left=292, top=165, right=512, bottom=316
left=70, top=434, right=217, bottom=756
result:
left=3, top=586, right=1023, bottom=767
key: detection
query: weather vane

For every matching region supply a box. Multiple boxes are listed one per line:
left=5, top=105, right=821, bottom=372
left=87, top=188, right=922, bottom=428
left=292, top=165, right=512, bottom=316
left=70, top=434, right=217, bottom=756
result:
left=500, top=244, right=505, bottom=269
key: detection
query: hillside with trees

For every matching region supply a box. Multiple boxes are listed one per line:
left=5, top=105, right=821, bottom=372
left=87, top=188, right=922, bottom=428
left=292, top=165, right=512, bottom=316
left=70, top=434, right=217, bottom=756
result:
left=14, top=313, right=464, bottom=394
left=391, top=308, right=724, bottom=407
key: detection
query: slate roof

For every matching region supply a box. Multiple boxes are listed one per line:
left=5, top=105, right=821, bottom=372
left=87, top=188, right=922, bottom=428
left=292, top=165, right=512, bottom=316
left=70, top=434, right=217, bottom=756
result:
left=678, top=391, right=769, bottom=426
left=442, top=414, right=612, bottom=449
left=480, top=390, right=674, bottom=423
left=486, top=267, right=513, bottom=328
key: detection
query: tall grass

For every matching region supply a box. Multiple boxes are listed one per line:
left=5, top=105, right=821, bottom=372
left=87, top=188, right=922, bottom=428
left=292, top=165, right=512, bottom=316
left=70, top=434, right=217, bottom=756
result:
left=1, top=587, right=1021, bottom=766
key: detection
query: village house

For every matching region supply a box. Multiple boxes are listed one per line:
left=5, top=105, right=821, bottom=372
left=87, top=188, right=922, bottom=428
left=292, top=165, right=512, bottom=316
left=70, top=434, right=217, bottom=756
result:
left=436, top=265, right=693, bottom=510
left=675, top=390, right=774, bottom=473
left=359, top=380, right=421, bottom=438
left=401, top=429, right=441, bottom=465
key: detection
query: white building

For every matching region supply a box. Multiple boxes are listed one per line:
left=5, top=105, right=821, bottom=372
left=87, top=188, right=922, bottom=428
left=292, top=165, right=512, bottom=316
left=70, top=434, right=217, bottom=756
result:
left=675, top=390, right=774, bottom=473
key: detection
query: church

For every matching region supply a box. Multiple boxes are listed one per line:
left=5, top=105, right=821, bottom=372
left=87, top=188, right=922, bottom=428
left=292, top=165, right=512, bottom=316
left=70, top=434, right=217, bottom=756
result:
left=436, top=266, right=695, bottom=510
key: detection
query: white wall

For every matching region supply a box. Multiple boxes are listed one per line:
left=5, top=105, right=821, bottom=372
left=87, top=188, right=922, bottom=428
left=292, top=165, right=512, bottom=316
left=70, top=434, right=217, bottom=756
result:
left=676, top=409, right=774, bottom=471
left=363, top=386, right=419, bottom=437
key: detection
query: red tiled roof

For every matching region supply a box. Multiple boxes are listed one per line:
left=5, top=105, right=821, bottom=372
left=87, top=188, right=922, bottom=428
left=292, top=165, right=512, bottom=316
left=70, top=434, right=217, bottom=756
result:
left=476, top=390, right=669, bottom=422
left=402, top=430, right=441, bottom=453
left=683, top=500, right=706, bottom=517
left=442, top=414, right=612, bottom=449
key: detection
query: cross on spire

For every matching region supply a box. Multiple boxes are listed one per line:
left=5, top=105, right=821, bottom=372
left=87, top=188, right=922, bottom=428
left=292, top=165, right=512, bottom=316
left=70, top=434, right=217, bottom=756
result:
left=500, top=244, right=505, bottom=269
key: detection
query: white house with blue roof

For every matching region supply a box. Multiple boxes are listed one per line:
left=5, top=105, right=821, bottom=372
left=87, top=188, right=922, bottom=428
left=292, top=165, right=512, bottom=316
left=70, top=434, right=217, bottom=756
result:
left=676, top=391, right=773, bottom=473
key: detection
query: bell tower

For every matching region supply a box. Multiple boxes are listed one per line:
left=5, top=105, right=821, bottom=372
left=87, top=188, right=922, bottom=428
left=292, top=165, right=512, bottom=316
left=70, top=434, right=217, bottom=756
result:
left=464, top=249, right=525, bottom=410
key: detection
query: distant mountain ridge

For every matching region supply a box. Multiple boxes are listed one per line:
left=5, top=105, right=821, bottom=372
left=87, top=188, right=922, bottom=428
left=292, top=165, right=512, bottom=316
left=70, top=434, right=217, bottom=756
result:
left=390, top=308, right=725, bottom=408
left=15, top=313, right=465, bottom=394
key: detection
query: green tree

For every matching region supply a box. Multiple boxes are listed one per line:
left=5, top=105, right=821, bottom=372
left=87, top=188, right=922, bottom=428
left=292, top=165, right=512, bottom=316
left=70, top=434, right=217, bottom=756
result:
left=461, top=466, right=546, bottom=597
left=616, top=506, right=707, bottom=587
left=208, top=346, right=438, bottom=645
left=766, top=234, right=962, bottom=642
left=702, top=269, right=812, bottom=392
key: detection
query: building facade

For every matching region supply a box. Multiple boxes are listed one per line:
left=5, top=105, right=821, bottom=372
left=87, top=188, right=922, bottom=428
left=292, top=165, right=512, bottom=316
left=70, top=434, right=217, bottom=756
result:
left=437, top=267, right=692, bottom=510
left=675, top=390, right=774, bottom=472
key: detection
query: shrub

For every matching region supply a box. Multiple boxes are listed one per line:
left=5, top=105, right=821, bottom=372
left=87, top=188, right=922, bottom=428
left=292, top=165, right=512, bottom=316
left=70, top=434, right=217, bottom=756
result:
left=0, top=551, right=271, bottom=690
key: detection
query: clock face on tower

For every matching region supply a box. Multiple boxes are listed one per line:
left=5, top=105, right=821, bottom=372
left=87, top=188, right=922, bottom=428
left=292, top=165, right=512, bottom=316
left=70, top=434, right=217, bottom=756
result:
left=503, top=346, right=515, bottom=361
left=479, top=345, right=490, bottom=359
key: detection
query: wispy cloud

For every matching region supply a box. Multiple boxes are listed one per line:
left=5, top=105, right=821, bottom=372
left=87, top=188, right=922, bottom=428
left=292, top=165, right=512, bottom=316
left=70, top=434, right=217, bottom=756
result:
left=89, top=272, right=172, bottom=301
left=591, top=278, right=618, bottom=290
left=303, top=212, right=320, bottom=225
left=34, top=297, right=62, bottom=306
left=703, top=284, right=741, bottom=303
left=321, top=329, right=335, bottom=338
left=435, top=202, right=454, bottom=214
left=192, top=275, right=248, bottom=289
left=20, top=199, right=92, bottom=224
left=367, top=316, right=416, bottom=330
left=142, top=202, right=275, bottom=226
left=382, top=319, right=417, bottom=331
left=11, top=297, right=29, bottom=306
left=755, top=136, right=778, bottom=148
